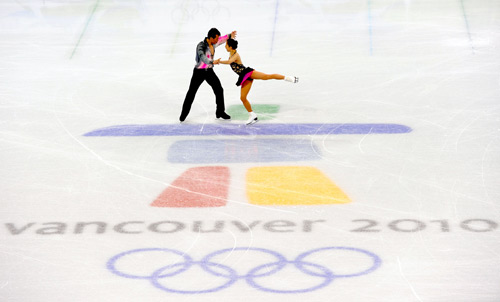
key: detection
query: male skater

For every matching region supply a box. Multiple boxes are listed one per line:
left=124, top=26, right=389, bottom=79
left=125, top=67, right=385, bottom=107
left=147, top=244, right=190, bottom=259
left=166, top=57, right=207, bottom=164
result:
left=179, top=28, right=237, bottom=122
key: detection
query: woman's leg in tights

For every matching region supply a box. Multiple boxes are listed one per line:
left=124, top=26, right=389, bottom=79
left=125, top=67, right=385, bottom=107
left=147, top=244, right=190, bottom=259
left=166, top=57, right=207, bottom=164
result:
left=250, top=70, right=285, bottom=80
left=240, top=80, right=254, bottom=112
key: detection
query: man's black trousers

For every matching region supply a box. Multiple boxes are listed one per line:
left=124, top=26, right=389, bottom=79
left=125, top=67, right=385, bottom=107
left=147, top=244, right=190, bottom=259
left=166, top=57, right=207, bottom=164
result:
left=180, top=68, right=225, bottom=121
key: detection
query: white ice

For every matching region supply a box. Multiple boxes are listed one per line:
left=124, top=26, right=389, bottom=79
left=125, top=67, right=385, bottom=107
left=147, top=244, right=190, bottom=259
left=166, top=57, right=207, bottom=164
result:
left=1, top=0, right=500, bottom=301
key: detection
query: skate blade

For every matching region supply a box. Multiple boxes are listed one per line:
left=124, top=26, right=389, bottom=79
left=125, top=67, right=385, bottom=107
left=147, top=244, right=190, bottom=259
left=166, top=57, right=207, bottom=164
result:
left=246, top=118, right=258, bottom=125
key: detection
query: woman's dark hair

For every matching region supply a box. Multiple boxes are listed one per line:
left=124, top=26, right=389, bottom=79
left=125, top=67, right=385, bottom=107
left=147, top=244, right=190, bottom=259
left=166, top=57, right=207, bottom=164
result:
left=227, top=38, right=238, bottom=49
left=207, top=28, right=221, bottom=39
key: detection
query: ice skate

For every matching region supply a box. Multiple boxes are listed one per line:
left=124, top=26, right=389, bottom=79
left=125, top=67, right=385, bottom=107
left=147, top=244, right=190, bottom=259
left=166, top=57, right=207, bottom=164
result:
left=216, top=112, right=231, bottom=120
left=246, top=112, right=258, bottom=125
left=285, top=76, right=299, bottom=83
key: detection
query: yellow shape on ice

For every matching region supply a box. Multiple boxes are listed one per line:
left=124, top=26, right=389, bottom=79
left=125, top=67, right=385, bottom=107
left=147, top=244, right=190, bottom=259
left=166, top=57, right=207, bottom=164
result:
left=246, top=166, right=351, bottom=205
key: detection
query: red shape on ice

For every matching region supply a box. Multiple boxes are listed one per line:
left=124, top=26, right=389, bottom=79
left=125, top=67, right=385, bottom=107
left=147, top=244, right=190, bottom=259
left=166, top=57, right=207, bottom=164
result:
left=151, top=166, right=230, bottom=207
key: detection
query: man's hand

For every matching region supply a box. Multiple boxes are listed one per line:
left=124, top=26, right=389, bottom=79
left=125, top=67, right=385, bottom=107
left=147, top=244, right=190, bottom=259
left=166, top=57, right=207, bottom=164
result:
left=213, top=59, right=221, bottom=65
left=231, top=31, right=237, bottom=39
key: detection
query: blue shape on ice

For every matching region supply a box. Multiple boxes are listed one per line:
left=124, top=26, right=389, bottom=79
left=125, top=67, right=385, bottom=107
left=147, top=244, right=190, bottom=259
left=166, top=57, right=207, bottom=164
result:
left=167, top=139, right=321, bottom=163
left=84, top=123, right=412, bottom=137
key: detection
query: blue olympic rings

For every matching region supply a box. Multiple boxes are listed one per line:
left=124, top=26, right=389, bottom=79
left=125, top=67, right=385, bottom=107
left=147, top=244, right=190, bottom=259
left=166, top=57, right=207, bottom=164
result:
left=107, top=246, right=382, bottom=294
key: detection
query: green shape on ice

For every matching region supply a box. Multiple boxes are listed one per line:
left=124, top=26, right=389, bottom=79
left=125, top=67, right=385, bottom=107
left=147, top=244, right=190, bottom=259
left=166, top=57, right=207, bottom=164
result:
left=227, top=104, right=280, bottom=121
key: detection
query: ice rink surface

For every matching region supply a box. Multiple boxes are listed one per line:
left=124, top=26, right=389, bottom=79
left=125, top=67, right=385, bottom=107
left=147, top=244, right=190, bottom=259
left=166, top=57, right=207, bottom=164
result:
left=1, top=0, right=500, bottom=301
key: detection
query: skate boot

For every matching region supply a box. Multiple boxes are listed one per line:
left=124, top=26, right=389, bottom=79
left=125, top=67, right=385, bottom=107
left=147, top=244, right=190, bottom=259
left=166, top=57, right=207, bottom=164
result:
left=216, top=112, right=231, bottom=120
left=246, top=112, right=258, bottom=125
left=285, top=76, right=299, bottom=83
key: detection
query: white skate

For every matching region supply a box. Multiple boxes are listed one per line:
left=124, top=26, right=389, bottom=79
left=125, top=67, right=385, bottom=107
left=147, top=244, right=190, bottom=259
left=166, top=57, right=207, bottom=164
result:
left=285, top=76, right=299, bottom=83
left=246, top=112, right=258, bottom=125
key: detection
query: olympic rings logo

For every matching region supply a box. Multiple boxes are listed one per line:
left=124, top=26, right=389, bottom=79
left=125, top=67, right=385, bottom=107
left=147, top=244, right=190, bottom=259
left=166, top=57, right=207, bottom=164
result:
left=107, top=246, right=382, bottom=294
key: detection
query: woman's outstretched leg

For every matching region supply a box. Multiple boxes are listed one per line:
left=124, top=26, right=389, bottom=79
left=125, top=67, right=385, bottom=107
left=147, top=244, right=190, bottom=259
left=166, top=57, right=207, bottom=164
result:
left=250, top=70, right=298, bottom=83
left=250, top=71, right=284, bottom=80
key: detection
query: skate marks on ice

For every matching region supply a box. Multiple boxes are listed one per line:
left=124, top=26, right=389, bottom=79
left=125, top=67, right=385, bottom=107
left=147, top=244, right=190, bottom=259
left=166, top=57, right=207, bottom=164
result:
left=84, top=123, right=412, bottom=136
left=152, top=166, right=351, bottom=208
left=84, top=123, right=411, bottom=208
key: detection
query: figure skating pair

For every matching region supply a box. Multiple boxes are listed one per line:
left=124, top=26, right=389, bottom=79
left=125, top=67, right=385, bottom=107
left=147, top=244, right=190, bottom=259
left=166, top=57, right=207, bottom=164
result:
left=180, top=28, right=298, bottom=125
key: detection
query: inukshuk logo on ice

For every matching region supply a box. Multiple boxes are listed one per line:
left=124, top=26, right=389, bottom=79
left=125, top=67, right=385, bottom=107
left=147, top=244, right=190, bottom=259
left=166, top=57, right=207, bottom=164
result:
left=84, top=104, right=412, bottom=207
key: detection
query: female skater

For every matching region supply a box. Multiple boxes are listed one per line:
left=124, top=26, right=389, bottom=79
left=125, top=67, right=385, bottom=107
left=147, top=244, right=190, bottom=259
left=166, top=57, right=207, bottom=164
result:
left=215, top=38, right=298, bottom=125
